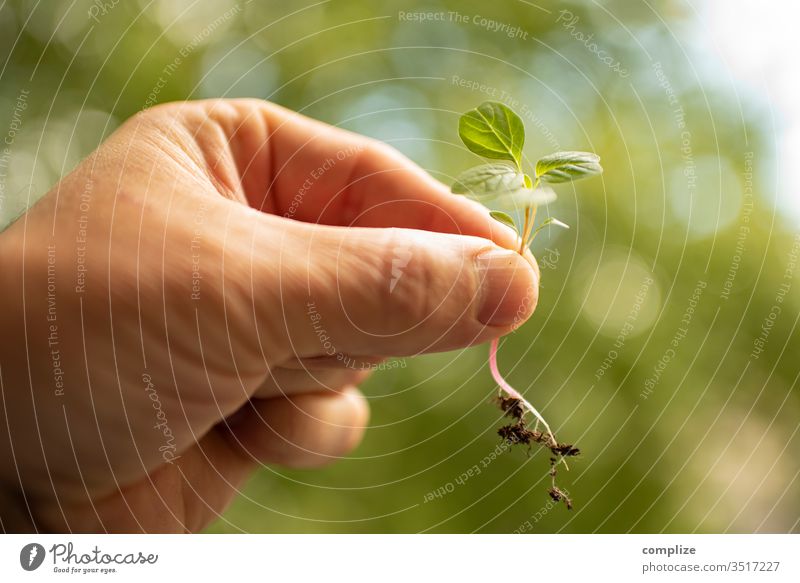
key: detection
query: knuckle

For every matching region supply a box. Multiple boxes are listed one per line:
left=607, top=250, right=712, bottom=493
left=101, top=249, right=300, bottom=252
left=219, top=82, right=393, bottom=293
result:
left=377, top=230, right=473, bottom=332
left=127, top=101, right=182, bottom=129
left=377, top=229, right=433, bottom=330
left=358, top=139, right=407, bottom=171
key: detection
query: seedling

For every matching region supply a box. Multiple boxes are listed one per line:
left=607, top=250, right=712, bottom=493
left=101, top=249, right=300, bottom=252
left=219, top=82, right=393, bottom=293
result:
left=451, top=101, right=602, bottom=509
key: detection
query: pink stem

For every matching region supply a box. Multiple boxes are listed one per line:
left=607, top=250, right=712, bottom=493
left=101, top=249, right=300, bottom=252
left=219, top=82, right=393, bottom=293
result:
left=489, top=337, right=554, bottom=440
left=489, top=337, right=525, bottom=402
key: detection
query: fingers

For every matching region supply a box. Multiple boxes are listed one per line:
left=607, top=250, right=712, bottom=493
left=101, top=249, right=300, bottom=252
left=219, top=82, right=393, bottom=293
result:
left=27, top=388, right=370, bottom=533
left=161, top=386, right=369, bottom=532
left=162, top=99, right=522, bottom=251
left=244, top=211, right=538, bottom=359
left=259, top=98, right=519, bottom=245
left=175, top=387, right=369, bottom=531
left=131, top=99, right=540, bottom=366
left=220, top=386, right=369, bottom=469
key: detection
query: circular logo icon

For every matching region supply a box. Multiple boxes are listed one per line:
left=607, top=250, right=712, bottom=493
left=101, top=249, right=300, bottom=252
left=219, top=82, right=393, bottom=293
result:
left=20, top=543, right=46, bottom=571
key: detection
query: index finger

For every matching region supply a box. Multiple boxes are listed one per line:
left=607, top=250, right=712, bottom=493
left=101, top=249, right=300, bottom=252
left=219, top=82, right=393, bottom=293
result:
left=193, top=99, right=523, bottom=252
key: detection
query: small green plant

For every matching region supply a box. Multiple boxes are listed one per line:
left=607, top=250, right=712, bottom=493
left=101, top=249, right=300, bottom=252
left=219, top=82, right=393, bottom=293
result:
left=451, top=101, right=603, bottom=509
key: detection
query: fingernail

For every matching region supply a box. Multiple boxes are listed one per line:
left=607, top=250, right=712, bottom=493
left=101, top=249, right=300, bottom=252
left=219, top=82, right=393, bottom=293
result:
left=476, top=249, right=538, bottom=327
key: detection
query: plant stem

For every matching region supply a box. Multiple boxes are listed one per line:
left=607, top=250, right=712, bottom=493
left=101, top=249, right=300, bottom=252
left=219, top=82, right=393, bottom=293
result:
left=489, top=337, right=555, bottom=443
left=523, top=204, right=538, bottom=249
left=518, top=206, right=531, bottom=255
left=519, top=177, right=542, bottom=251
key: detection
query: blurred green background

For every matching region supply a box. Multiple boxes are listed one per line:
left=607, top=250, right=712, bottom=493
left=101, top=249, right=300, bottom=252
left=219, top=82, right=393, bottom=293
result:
left=1, top=0, right=798, bottom=533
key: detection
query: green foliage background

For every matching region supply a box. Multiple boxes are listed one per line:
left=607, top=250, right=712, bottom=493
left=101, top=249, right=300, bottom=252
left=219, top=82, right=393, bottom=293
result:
left=1, top=0, right=797, bottom=532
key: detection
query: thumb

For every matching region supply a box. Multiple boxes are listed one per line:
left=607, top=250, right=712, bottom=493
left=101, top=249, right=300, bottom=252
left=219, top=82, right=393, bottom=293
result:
left=256, top=215, right=539, bottom=359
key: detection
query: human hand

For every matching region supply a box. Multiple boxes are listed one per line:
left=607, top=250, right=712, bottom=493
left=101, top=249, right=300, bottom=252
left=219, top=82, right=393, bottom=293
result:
left=0, top=99, right=538, bottom=532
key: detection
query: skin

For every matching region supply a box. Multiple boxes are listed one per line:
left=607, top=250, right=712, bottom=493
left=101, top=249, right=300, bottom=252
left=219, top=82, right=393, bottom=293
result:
left=0, top=99, right=538, bottom=533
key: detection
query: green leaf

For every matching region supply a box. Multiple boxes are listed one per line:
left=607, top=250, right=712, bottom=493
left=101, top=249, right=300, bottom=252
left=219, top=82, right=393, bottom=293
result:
left=452, top=164, right=557, bottom=209
left=458, top=101, right=525, bottom=167
left=535, top=151, right=602, bottom=183
left=489, top=210, right=518, bottom=233
left=451, top=163, right=526, bottom=199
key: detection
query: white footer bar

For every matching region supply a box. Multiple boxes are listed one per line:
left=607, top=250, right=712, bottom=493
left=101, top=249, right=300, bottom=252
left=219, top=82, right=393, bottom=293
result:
left=1, top=534, right=797, bottom=582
